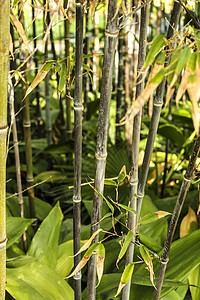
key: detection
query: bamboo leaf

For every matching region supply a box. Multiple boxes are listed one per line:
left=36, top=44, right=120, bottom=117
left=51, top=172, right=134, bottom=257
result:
left=89, top=184, right=114, bottom=213
left=117, top=203, right=137, bottom=215
left=58, top=62, right=67, bottom=95
left=116, top=231, right=133, bottom=267
left=24, top=61, right=55, bottom=99
left=104, top=179, right=117, bottom=186
left=66, top=243, right=99, bottom=278
left=139, top=245, right=155, bottom=288
left=115, top=263, right=135, bottom=297
left=89, top=0, right=96, bottom=19
left=10, top=13, right=31, bottom=53
left=53, top=0, right=68, bottom=17
left=72, top=228, right=102, bottom=257
left=96, top=243, right=105, bottom=287
left=117, top=165, right=127, bottom=184
left=180, top=207, right=198, bottom=238
left=9, top=33, right=14, bottom=60
left=154, top=210, right=171, bottom=219
left=144, top=34, right=166, bottom=68
left=100, top=212, right=112, bottom=223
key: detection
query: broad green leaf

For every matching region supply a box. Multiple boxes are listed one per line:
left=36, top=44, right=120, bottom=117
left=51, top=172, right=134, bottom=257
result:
left=189, top=265, right=200, bottom=300
left=58, top=63, right=67, bottom=94
left=175, top=47, right=191, bottom=75
left=188, top=52, right=197, bottom=71
left=116, top=231, right=133, bottom=266
left=144, top=34, right=166, bottom=68
left=28, top=203, right=63, bottom=269
left=6, top=260, right=74, bottom=300
left=56, top=240, right=74, bottom=278
left=7, top=217, right=36, bottom=249
left=158, top=124, right=185, bottom=147
left=6, top=256, right=35, bottom=268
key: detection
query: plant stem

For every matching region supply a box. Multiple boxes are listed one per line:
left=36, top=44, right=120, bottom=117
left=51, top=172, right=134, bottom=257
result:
left=153, top=133, right=200, bottom=299
left=0, top=0, right=9, bottom=297
left=87, top=1, right=118, bottom=298
left=137, top=1, right=182, bottom=217
left=122, top=2, right=148, bottom=299
left=73, top=0, right=84, bottom=298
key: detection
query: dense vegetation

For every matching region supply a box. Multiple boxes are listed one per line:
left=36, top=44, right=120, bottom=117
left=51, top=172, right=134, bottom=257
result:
left=1, top=0, right=200, bottom=299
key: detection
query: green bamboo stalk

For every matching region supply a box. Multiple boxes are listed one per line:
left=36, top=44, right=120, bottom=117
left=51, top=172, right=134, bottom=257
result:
left=137, top=2, right=182, bottom=218
left=122, top=3, right=148, bottom=299
left=73, top=0, right=84, bottom=298
left=8, top=79, right=27, bottom=252
left=87, top=1, right=118, bottom=298
left=64, top=0, right=72, bottom=140
left=0, top=0, right=9, bottom=297
left=18, top=1, right=36, bottom=219
left=44, top=1, right=52, bottom=145
left=153, top=132, right=200, bottom=299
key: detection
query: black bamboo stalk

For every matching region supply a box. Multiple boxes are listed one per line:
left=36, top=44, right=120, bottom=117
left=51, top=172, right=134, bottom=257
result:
left=137, top=2, right=182, bottom=218
left=115, top=19, right=123, bottom=147
left=32, top=0, right=42, bottom=138
left=122, top=3, right=149, bottom=299
left=64, top=1, right=72, bottom=140
left=19, top=1, right=36, bottom=219
left=8, top=79, right=27, bottom=252
left=87, top=1, right=118, bottom=298
left=73, top=0, right=84, bottom=298
left=83, top=3, right=89, bottom=121
left=153, top=132, right=200, bottom=299
left=44, top=1, right=52, bottom=145
left=0, top=0, right=9, bottom=296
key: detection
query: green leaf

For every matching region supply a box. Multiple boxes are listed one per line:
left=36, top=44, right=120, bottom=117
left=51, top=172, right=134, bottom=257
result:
left=117, top=231, right=133, bottom=266
left=43, top=60, right=55, bottom=71
left=139, top=245, right=151, bottom=263
left=175, top=47, right=191, bottom=75
left=158, top=124, right=185, bottom=147
left=188, top=52, right=197, bottom=71
left=144, top=34, right=166, bottom=68
left=150, top=67, right=166, bottom=84
left=58, top=63, right=67, bottom=93
left=84, top=242, right=99, bottom=259
left=6, top=261, right=74, bottom=300
left=104, top=179, right=117, bottom=186
left=28, top=203, right=63, bottom=268
left=7, top=217, right=36, bottom=249
left=56, top=240, right=74, bottom=278
left=117, top=203, right=137, bottom=215
left=91, top=185, right=114, bottom=214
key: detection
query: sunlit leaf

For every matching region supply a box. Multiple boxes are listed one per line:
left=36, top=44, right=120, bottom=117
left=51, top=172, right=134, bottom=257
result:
left=115, top=263, right=134, bottom=297
left=180, top=207, right=198, bottom=238
left=96, top=243, right=105, bottom=287
left=144, top=34, right=166, bottom=68
left=58, top=62, right=67, bottom=96
left=117, top=165, right=127, bottom=184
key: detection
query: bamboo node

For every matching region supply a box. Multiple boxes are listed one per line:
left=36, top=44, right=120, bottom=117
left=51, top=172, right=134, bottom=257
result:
left=160, top=257, right=169, bottom=264
left=73, top=271, right=82, bottom=280
left=95, top=153, right=107, bottom=160
left=105, top=30, right=119, bottom=37
left=0, top=238, right=7, bottom=250
left=74, top=106, right=82, bottom=110
left=130, top=181, right=138, bottom=185
left=23, top=122, right=31, bottom=127
left=73, top=196, right=82, bottom=203
left=153, top=102, right=162, bottom=107
left=0, top=125, right=8, bottom=131
left=183, top=176, right=191, bottom=182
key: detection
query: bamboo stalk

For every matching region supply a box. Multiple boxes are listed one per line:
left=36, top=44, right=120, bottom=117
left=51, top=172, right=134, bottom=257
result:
left=153, top=132, right=200, bottom=299
left=32, top=0, right=42, bottom=139
left=83, top=3, right=89, bottom=121
left=73, top=0, right=84, bottom=298
left=122, top=3, right=148, bottom=299
left=8, top=79, right=27, bottom=252
left=44, top=0, right=52, bottom=145
left=137, top=2, right=182, bottom=218
left=18, top=1, right=36, bottom=219
left=87, top=1, right=118, bottom=298
left=0, top=0, right=9, bottom=297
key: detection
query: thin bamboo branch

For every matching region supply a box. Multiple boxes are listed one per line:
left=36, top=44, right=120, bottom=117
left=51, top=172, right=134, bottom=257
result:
left=87, top=1, right=118, bottom=298
left=0, top=0, right=9, bottom=297
left=153, top=132, right=200, bottom=299
left=122, top=2, right=148, bottom=299
left=73, top=0, right=84, bottom=298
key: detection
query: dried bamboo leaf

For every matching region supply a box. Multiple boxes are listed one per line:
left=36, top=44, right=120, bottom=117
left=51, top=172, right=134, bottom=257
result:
left=54, top=0, right=67, bottom=17
left=154, top=211, right=171, bottom=219
left=96, top=243, right=105, bottom=287
left=180, top=207, right=198, bottom=238
left=10, top=13, right=31, bottom=53
left=115, top=263, right=134, bottom=297
left=9, top=33, right=14, bottom=60
left=90, top=0, right=96, bottom=19
left=23, top=61, right=54, bottom=100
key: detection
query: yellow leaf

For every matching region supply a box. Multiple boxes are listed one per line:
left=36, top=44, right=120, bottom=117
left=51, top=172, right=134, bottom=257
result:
left=180, top=207, right=198, bottom=238
left=65, top=256, right=89, bottom=279
left=10, top=13, right=31, bottom=53
left=165, top=72, right=178, bottom=107
left=72, top=228, right=102, bottom=258
left=145, top=259, right=156, bottom=289
left=115, top=281, right=126, bottom=297
left=54, top=0, right=68, bottom=18
left=154, top=211, right=171, bottom=219
left=96, top=255, right=105, bottom=287
left=175, top=65, right=190, bottom=106
left=9, top=33, right=14, bottom=60
left=90, top=0, right=96, bottom=19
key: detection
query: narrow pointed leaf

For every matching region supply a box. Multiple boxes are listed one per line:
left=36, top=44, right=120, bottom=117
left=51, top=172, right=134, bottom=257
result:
left=115, top=263, right=135, bottom=297
left=24, top=61, right=55, bottom=99
left=89, top=184, right=114, bottom=213
left=144, top=34, right=166, bottom=68
left=117, top=165, right=127, bottom=184
left=117, top=203, right=137, bottom=215
left=96, top=243, right=105, bottom=287
left=116, top=231, right=134, bottom=267
left=58, top=63, right=68, bottom=95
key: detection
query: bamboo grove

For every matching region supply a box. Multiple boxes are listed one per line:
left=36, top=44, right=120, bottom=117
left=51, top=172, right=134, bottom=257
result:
left=2, top=0, right=200, bottom=299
